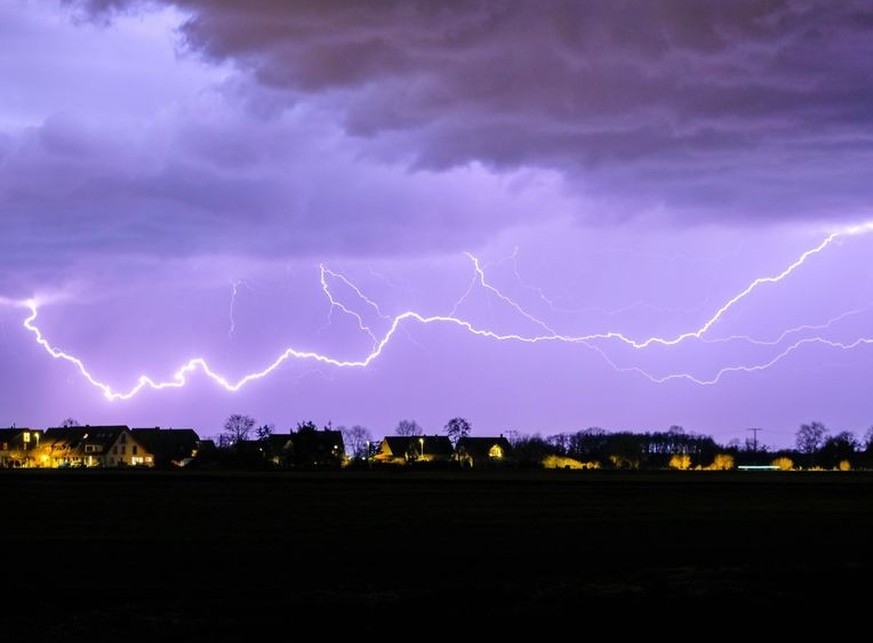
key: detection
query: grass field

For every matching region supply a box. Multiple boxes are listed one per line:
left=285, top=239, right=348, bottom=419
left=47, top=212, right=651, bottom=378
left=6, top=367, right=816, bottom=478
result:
left=3, top=468, right=872, bottom=636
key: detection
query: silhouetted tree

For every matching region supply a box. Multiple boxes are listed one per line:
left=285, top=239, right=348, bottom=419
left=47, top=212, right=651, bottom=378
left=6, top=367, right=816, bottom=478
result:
left=444, top=417, right=471, bottom=447
left=547, top=432, right=571, bottom=454
left=864, top=425, right=873, bottom=452
left=818, top=430, right=859, bottom=469
left=222, top=414, right=256, bottom=446
left=342, top=425, right=372, bottom=460
left=568, top=427, right=610, bottom=463
left=796, top=421, right=828, bottom=468
left=395, top=419, right=423, bottom=436
left=296, top=420, right=319, bottom=433
left=605, top=431, right=645, bottom=469
left=511, top=433, right=558, bottom=468
left=255, top=423, right=275, bottom=441
left=60, top=417, right=80, bottom=427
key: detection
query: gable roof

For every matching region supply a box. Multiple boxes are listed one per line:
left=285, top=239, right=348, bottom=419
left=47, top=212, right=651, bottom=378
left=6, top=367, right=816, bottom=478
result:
left=131, top=427, right=200, bottom=450
left=131, top=428, right=200, bottom=462
left=264, top=433, right=294, bottom=451
left=380, top=435, right=453, bottom=457
left=0, top=427, right=39, bottom=450
left=455, top=436, right=514, bottom=458
left=43, top=425, right=132, bottom=449
left=0, top=427, right=32, bottom=441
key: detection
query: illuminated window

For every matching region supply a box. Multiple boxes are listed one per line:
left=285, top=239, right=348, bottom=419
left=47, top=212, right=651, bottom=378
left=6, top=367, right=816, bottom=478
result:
left=23, top=432, right=30, bottom=443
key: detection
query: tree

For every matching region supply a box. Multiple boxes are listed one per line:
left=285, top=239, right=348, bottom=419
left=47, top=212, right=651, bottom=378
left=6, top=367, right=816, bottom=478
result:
left=444, top=417, right=471, bottom=447
left=296, top=420, right=319, bottom=433
left=342, top=425, right=372, bottom=460
left=818, top=431, right=859, bottom=469
left=395, top=419, right=423, bottom=436
left=255, top=423, right=275, bottom=441
left=864, top=425, right=873, bottom=452
left=796, top=421, right=828, bottom=467
left=222, top=414, right=256, bottom=446
left=60, top=417, right=80, bottom=427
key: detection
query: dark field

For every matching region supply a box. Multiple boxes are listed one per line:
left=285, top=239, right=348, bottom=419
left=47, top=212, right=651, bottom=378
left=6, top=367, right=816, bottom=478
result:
left=3, top=468, right=873, bottom=637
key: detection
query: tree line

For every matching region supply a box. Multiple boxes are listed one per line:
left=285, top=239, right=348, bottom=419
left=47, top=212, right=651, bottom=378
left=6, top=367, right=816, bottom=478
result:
left=55, top=414, right=873, bottom=470
left=200, top=414, right=873, bottom=470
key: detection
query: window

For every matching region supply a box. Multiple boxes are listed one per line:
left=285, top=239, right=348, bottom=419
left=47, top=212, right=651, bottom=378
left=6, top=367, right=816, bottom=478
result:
left=121, top=446, right=126, bottom=455
left=132, top=446, right=138, bottom=455
left=120, top=433, right=127, bottom=443
left=23, top=432, right=30, bottom=443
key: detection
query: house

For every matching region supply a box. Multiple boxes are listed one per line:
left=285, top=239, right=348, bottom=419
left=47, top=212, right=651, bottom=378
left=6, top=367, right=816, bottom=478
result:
left=373, top=435, right=454, bottom=465
left=0, top=427, right=44, bottom=468
left=454, top=435, right=515, bottom=468
left=261, top=433, right=295, bottom=468
left=131, top=427, right=201, bottom=468
left=287, top=426, right=346, bottom=468
left=40, top=425, right=154, bottom=468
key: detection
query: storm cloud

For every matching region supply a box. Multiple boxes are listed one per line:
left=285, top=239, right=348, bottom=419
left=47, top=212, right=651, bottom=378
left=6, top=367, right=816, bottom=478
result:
left=76, top=0, right=873, bottom=223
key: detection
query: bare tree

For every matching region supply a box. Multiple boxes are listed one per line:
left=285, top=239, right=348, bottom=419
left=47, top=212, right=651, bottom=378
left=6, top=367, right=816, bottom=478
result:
left=256, top=423, right=275, bottom=441
left=342, top=425, right=373, bottom=460
left=864, top=424, right=873, bottom=452
left=444, top=417, right=471, bottom=447
left=796, top=421, right=828, bottom=467
left=60, top=418, right=80, bottom=428
left=222, top=414, right=256, bottom=446
left=395, top=419, right=423, bottom=436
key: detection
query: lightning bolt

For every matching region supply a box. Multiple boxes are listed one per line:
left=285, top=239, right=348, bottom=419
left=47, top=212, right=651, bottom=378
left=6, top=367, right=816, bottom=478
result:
left=319, top=264, right=387, bottom=350
left=228, top=280, right=243, bottom=339
left=507, top=245, right=710, bottom=317
left=13, top=221, right=873, bottom=400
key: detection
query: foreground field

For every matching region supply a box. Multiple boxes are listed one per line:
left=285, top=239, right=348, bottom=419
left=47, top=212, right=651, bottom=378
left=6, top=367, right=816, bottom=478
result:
left=2, top=468, right=872, bottom=636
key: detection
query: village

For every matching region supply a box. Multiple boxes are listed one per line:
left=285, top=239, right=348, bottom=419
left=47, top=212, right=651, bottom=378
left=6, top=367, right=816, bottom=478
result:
left=2, top=415, right=871, bottom=471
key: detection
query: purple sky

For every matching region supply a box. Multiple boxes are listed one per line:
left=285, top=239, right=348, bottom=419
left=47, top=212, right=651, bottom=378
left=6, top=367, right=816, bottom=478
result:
left=3, top=0, right=873, bottom=449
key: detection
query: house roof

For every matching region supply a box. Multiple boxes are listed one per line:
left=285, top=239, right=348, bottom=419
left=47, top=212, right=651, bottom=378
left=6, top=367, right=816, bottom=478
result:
left=0, top=427, right=33, bottom=441
left=455, top=436, right=514, bottom=457
left=131, top=427, right=200, bottom=450
left=381, top=435, right=454, bottom=456
left=292, top=427, right=345, bottom=449
left=43, top=425, right=133, bottom=450
left=264, top=434, right=294, bottom=451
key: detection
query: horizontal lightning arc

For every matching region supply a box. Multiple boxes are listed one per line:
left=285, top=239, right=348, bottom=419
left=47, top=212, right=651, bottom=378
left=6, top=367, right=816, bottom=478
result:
left=22, top=302, right=587, bottom=401
left=13, top=220, right=873, bottom=400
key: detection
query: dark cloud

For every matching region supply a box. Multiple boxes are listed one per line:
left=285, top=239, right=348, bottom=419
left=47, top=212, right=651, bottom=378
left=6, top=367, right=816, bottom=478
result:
left=71, top=0, right=873, bottom=223
left=1, top=104, right=556, bottom=277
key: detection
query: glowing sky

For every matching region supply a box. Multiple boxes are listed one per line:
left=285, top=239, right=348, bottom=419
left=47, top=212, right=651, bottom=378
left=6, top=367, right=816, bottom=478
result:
left=3, top=0, right=873, bottom=449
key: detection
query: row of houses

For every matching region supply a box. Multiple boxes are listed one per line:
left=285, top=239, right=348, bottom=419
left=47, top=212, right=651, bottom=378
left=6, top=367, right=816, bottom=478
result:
left=372, top=434, right=514, bottom=468
left=0, top=425, right=516, bottom=470
left=0, top=425, right=202, bottom=469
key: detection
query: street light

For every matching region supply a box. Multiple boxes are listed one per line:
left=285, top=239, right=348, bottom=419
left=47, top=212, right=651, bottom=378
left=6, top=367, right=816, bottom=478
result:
left=419, top=437, right=424, bottom=462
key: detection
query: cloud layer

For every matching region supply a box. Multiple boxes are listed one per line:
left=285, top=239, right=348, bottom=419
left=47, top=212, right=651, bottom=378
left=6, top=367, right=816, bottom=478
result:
left=80, top=0, right=873, bottom=223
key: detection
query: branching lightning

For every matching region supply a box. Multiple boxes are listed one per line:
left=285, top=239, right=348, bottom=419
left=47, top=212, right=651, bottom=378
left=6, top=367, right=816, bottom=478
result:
left=12, top=221, right=873, bottom=401
left=228, top=280, right=243, bottom=339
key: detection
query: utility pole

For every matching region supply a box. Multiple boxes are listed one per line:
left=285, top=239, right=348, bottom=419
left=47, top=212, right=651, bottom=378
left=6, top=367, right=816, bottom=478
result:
left=747, top=427, right=763, bottom=452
